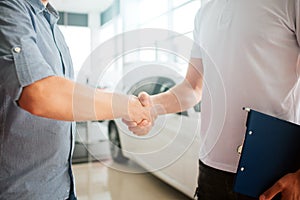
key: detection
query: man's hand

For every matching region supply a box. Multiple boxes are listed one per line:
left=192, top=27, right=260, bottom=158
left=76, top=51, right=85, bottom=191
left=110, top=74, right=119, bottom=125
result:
left=259, top=169, right=300, bottom=200
left=123, top=92, right=157, bottom=136
left=125, top=94, right=152, bottom=126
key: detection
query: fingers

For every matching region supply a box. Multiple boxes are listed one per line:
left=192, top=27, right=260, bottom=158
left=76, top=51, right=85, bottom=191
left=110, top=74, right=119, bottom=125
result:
left=122, top=118, right=152, bottom=136
left=260, top=180, right=283, bottom=200
left=122, top=92, right=155, bottom=135
left=138, top=119, right=150, bottom=126
left=126, top=95, right=149, bottom=124
left=122, top=117, right=150, bottom=127
left=261, top=170, right=300, bottom=200
left=128, top=122, right=153, bottom=136
left=122, top=118, right=137, bottom=127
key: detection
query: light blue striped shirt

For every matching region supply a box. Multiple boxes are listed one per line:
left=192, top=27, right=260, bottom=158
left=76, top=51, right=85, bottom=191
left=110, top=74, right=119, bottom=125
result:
left=0, top=0, right=76, bottom=199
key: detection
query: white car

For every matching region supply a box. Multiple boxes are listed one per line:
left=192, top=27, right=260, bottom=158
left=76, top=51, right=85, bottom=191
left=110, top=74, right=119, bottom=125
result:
left=107, top=63, right=201, bottom=198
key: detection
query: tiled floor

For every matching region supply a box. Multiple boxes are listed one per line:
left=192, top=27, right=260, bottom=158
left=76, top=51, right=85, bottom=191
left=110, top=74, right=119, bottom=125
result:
left=72, top=160, right=192, bottom=200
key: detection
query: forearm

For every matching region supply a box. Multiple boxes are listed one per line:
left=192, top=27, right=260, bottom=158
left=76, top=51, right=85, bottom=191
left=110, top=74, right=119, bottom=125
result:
left=124, top=58, right=203, bottom=135
left=151, top=59, right=203, bottom=115
left=151, top=80, right=202, bottom=115
left=72, top=82, right=131, bottom=121
left=18, top=76, right=138, bottom=121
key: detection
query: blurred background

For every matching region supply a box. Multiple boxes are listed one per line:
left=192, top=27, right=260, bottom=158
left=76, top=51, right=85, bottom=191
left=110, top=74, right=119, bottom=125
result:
left=50, top=0, right=203, bottom=199
left=51, top=0, right=201, bottom=78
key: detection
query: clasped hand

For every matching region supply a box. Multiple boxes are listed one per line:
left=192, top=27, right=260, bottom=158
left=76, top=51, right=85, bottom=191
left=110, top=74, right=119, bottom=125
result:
left=124, top=92, right=156, bottom=136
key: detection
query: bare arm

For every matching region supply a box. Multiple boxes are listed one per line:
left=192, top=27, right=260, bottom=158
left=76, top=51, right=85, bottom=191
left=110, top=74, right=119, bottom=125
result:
left=123, top=58, right=203, bottom=135
left=18, top=76, right=150, bottom=122
left=151, top=58, right=203, bottom=115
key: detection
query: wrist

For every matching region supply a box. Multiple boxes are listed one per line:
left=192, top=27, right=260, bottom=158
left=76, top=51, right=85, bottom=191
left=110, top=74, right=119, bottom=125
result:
left=111, top=93, right=132, bottom=119
left=151, top=92, right=172, bottom=115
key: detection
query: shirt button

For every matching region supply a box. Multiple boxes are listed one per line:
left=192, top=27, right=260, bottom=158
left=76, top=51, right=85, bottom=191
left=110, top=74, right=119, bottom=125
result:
left=13, top=47, right=21, bottom=53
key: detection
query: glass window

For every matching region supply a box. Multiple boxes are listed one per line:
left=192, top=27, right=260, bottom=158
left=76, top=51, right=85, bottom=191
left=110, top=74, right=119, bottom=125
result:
left=184, top=32, right=193, bottom=40
left=173, top=0, right=191, bottom=7
left=139, top=49, right=156, bottom=62
left=95, top=0, right=202, bottom=83
left=58, top=12, right=88, bottom=27
left=59, top=26, right=91, bottom=78
left=157, top=50, right=170, bottom=63
left=123, top=51, right=139, bottom=64
left=122, top=0, right=140, bottom=31
left=99, top=22, right=115, bottom=44
left=141, top=14, right=168, bottom=29
left=173, top=1, right=201, bottom=34
left=137, top=0, right=169, bottom=24
left=122, top=0, right=169, bottom=30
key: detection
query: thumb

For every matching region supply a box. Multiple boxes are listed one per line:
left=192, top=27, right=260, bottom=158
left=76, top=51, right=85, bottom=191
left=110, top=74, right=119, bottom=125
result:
left=138, top=92, right=151, bottom=107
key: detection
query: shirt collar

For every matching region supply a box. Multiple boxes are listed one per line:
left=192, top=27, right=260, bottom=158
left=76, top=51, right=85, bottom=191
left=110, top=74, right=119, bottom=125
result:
left=46, top=3, right=59, bottom=19
left=25, top=0, right=60, bottom=22
left=25, top=0, right=46, bottom=13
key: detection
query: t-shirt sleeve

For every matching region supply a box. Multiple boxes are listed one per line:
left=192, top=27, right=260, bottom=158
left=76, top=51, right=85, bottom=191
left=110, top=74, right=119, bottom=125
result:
left=190, top=8, right=202, bottom=59
left=0, top=0, right=55, bottom=101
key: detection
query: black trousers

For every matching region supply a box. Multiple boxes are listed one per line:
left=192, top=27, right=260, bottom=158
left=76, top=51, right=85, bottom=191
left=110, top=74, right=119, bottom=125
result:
left=195, top=160, right=260, bottom=200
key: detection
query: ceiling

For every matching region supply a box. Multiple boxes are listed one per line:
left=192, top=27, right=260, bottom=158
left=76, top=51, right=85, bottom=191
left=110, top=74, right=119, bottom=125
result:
left=50, top=0, right=114, bottom=13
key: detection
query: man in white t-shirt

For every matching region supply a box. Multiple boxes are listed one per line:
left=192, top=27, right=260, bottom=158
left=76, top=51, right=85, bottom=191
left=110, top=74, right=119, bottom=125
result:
left=124, top=0, right=300, bottom=199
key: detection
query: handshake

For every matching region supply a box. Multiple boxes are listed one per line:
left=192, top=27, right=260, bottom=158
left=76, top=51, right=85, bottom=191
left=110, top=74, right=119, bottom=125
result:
left=121, top=92, right=158, bottom=136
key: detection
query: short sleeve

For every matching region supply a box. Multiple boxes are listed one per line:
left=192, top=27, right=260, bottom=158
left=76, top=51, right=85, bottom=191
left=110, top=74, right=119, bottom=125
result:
left=0, top=0, right=55, bottom=101
left=190, top=9, right=202, bottom=59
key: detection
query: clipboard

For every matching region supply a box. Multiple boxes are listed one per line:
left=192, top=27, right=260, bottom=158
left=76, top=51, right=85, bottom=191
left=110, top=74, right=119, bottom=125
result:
left=233, top=108, right=300, bottom=198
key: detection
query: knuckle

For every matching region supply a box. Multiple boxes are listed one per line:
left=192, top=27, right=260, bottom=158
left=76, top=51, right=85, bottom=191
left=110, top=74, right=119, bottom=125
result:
left=276, top=181, right=285, bottom=190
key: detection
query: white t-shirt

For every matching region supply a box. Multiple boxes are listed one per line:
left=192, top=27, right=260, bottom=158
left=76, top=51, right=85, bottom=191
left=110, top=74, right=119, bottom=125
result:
left=191, top=0, right=300, bottom=173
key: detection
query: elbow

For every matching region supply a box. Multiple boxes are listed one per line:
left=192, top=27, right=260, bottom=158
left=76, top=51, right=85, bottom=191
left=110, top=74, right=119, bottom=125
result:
left=183, top=78, right=202, bottom=106
left=20, top=102, right=44, bottom=117
left=195, top=89, right=202, bottom=104
left=179, top=89, right=202, bottom=111
left=18, top=84, right=47, bottom=117
left=191, top=86, right=202, bottom=105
